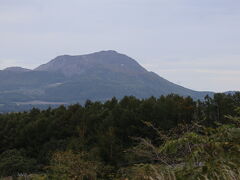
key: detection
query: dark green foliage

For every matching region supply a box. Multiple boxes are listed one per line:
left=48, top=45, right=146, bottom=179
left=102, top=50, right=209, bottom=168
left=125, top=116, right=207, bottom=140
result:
left=0, top=93, right=239, bottom=179
left=0, top=149, right=36, bottom=177
left=123, top=110, right=240, bottom=180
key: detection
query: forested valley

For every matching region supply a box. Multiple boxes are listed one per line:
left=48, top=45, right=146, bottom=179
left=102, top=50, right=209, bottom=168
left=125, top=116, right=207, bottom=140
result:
left=0, top=93, right=240, bottom=180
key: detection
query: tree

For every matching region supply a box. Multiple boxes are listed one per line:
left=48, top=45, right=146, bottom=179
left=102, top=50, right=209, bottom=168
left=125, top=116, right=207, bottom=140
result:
left=0, top=149, right=36, bottom=177
left=49, top=151, right=99, bottom=180
left=124, top=108, right=240, bottom=180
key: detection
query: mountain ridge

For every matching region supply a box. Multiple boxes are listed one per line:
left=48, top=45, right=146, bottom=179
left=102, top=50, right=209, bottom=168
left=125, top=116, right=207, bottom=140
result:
left=3, top=66, right=31, bottom=72
left=0, top=50, right=217, bottom=112
left=34, top=50, right=147, bottom=77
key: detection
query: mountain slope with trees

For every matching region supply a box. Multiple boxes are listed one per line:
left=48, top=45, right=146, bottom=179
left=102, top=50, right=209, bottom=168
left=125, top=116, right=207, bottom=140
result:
left=0, top=50, right=214, bottom=112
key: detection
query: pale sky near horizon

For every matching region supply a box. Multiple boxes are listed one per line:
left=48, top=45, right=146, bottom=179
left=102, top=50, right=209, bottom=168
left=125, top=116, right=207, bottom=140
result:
left=0, top=0, right=240, bottom=92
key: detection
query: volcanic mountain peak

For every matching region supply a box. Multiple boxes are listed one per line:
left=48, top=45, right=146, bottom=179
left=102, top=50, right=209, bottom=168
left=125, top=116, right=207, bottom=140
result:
left=0, top=50, right=216, bottom=112
left=35, top=50, right=147, bottom=76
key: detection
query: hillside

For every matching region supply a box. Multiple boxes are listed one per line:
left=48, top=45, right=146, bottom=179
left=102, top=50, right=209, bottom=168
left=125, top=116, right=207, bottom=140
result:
left=0, top=50, right=213, bottom=112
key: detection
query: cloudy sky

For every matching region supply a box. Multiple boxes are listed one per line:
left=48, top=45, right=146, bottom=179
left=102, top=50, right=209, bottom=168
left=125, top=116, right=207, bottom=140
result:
left=0, top=0, right=239, bottom=92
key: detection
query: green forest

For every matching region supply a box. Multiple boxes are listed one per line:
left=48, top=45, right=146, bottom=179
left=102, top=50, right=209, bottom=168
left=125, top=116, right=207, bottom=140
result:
left=0, top=93, right=239, bottom=180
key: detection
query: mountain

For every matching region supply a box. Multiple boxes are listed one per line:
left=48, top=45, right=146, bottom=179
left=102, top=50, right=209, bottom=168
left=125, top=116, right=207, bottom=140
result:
left=3, top=67, right=31, bottom=72
left=35, top=50, right=147, bottom=76
left=0, top=50, right=213, bottom=112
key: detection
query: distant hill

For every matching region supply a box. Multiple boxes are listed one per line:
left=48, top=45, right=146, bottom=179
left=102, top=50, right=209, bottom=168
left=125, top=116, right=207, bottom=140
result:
left=3, top=66, right=31, bottom=72
left=0, top=50, right=214, bottom=112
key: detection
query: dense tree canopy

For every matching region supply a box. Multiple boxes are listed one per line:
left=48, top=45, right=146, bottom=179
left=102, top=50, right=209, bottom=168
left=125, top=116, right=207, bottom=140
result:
left=0, top=92, right=239, bottom=179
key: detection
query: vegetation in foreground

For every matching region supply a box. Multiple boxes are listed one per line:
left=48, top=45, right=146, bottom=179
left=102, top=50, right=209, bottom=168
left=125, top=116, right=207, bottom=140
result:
left=0, top=93, right=239, bottom=179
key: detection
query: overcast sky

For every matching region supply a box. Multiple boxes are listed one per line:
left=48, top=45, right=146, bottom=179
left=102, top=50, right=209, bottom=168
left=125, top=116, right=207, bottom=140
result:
left=0, top=0, right=239, bottom=92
